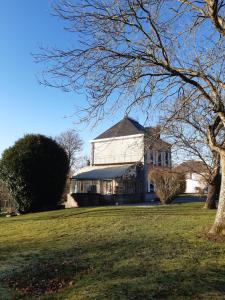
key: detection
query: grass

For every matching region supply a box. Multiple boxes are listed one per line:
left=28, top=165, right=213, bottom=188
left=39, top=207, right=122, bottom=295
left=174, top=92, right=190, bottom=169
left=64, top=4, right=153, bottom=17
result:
left=0, top=203, right=225, bottom=299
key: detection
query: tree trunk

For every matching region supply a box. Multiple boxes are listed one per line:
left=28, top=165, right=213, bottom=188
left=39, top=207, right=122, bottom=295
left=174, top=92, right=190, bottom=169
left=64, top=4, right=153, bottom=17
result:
left=204, top=151, right=220, bottom=209
left=209, top=155, right=225, bottom=235
left=204, top=182, right=218, bottom=209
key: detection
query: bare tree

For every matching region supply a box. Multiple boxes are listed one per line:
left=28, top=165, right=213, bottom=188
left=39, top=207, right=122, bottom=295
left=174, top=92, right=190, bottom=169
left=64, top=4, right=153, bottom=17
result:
left=163, top=93, right=221, bottom=209
left=55, top=130, right=83, bottom=172
left=36, top=1, right=225, bottom=235
left=150, top=168, right=186, bottom=204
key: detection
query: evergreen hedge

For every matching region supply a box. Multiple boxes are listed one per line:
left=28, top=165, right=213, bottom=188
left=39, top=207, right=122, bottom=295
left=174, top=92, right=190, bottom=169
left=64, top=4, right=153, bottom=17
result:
left=0, top=134, right=69, bottom=212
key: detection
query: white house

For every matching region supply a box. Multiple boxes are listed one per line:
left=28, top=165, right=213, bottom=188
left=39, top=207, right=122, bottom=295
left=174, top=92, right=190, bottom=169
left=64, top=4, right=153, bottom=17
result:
left=174, top=160, right=208, bottom=194
left=67, top=116, right=171, bottom=207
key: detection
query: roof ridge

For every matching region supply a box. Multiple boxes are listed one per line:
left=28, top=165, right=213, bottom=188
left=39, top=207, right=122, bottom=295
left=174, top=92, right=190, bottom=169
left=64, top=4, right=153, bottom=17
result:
left=94, top=116, right=144, bottom=140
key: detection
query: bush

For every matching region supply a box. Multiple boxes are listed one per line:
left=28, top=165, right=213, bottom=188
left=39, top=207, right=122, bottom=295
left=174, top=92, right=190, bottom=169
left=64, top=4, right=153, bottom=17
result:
left=0, top=134, right=69, bottom=213
left=150, top=168, right=186, bottom=204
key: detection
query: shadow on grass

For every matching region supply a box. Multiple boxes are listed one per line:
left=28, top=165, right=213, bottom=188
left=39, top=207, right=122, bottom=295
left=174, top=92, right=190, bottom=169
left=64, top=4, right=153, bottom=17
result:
left=95, top=265, right=225, bottom=300
left=1, top=204, right=213, bottom=225
left=1, top=233, right=225, bottom=299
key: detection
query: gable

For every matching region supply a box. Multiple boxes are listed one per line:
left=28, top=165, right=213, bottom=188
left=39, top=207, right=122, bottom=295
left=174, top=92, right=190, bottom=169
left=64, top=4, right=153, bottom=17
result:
left=92, top=134, right=145, bottom=165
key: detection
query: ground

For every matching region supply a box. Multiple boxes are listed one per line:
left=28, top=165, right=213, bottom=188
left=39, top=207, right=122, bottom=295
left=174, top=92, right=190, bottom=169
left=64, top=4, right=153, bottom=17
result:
left=0, top=203, right=225, bottom=299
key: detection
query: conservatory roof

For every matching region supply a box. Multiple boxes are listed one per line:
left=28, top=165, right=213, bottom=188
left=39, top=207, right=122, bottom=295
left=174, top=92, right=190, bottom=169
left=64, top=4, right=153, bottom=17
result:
left=72, top=164, right=134, bottom=180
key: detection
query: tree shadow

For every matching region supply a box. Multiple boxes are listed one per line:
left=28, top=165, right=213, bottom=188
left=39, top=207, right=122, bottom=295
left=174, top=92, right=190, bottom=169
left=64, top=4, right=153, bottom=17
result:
left=0, top=204, right=213, bottom=226
left=1, top=234, right=225, bottom=299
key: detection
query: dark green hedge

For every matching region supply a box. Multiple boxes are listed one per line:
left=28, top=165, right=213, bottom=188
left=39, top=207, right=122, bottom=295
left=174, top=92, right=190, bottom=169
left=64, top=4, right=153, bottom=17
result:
left=0, top=134, right=69, bottom=213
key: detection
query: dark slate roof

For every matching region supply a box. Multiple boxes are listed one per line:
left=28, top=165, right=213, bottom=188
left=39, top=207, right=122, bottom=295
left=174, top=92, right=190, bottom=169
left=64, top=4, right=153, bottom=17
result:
left=174, top=160, right=209, bottom=175
left=73, top=164, right=133, bottom=180
left=94, top=116, right=145, bottom=139
left=94, top=116, right=171, bottom=148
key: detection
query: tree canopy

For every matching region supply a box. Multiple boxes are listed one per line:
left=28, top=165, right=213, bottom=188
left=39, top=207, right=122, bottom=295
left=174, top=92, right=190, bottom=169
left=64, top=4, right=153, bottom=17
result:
left=55, top=129, right=83, bottom=172
left=37, top=0, right=224, bottom=122
left=36, top=0, right=225, bottom=235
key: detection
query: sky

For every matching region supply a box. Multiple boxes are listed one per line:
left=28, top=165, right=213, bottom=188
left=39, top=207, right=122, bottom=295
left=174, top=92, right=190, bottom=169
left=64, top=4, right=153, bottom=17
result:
left=0, top=0, right=141, bottom=158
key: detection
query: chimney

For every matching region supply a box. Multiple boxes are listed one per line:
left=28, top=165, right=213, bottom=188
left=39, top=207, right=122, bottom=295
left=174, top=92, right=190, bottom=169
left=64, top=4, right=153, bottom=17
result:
left=145, top=125, right=161, bottom=139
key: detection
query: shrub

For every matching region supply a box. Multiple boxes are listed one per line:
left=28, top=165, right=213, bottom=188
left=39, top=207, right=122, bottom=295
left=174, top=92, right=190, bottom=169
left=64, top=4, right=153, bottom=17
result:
left=0, top=134, right=69, bottom=213
left=150, top=168, right=186, bottom=204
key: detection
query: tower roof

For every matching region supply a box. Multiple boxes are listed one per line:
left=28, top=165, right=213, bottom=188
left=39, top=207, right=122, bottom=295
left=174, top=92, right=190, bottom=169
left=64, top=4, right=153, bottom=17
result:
left=94, top=116, right=145, bottom=139
left=93, top=116, right=171, bottom=149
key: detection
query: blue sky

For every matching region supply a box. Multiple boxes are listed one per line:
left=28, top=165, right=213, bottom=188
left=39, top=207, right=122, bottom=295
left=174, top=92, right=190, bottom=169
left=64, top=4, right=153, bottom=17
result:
left=0, top=1, right=157, bottom=158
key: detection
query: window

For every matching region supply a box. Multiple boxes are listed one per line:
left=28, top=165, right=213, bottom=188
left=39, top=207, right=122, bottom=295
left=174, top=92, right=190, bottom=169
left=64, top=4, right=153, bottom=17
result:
left=89, top=185, right=97, bottom=193
left=103, top=180, right=113, bottom=194
left=80, top=181, right=83, bottom=192
left=125, top=180, right=135, bottom=193
left=150, top=183, right=154, bottom=192
left=169, top=152, right=172, bottom=166
left=158, top=152, right=162, bottom=166
left=148, top=180, right=154, bottom=192
left=149, top=151, right=154, bottom=164
left=165, top=152, right=169, bottom=166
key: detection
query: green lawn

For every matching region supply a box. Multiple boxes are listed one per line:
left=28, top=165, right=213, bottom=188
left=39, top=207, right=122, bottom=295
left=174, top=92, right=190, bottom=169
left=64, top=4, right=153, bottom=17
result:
left=0, top=203, right=225, bottom=299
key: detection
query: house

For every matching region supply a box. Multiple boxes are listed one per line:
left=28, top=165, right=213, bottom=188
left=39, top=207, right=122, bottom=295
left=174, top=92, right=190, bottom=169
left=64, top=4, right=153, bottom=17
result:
left=174, top=160, right=208, bottom=193
left=66, top=116, right=171, bottom=207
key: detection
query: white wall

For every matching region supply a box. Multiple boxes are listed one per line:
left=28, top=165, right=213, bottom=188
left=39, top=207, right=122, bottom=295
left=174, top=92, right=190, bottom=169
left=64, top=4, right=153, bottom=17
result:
left=185, top=173, right=206, bottom=193
left=65, top=194, right=78, bottom=208
left=91, top=134, right=144, bottom=165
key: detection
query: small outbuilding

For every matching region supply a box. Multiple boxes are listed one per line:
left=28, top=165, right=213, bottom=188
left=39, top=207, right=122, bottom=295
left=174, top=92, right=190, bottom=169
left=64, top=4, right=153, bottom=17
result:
left=174, top=160, right=208, bottom=194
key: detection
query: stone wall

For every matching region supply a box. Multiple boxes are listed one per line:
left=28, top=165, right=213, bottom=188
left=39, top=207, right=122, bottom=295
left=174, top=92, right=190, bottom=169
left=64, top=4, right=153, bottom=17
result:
left=68, top=193, right=144, bottom=207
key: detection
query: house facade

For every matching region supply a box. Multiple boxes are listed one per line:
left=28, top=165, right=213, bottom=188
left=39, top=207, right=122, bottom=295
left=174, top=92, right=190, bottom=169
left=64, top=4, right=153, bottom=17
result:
left=174, top=160, right=208, bottom=194
left=67, top=116, right=171, bottom=207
